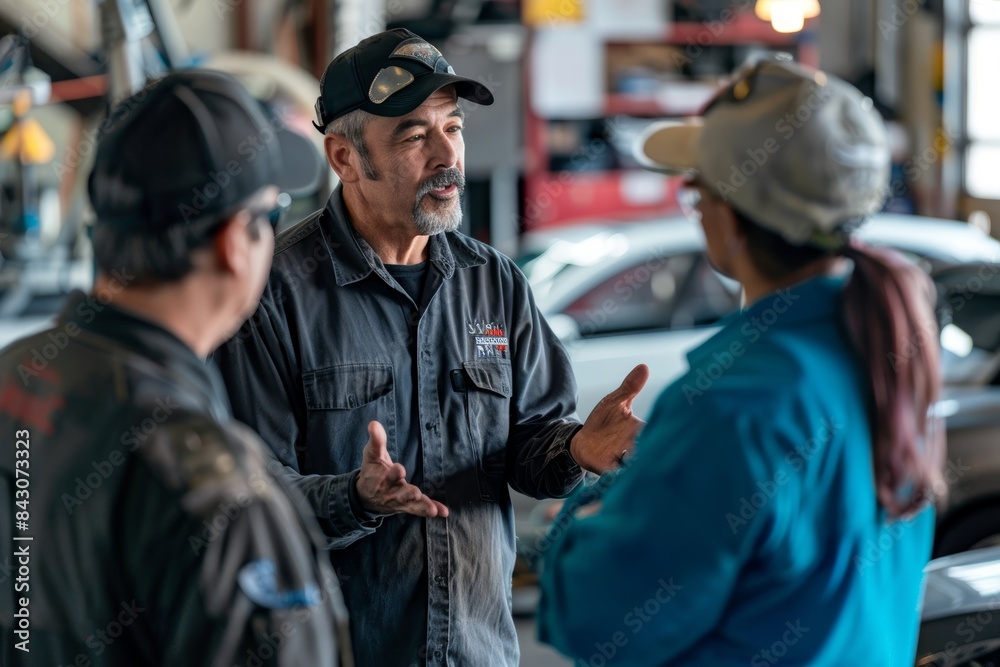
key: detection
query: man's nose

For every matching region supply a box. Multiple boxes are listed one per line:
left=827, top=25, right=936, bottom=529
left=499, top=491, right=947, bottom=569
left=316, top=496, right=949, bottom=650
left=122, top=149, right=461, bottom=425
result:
left=429, top=130, right=461, bottom=170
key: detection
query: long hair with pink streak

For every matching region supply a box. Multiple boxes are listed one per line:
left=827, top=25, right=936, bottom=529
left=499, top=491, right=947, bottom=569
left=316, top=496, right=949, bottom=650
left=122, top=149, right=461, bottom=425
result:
left=842, top=238, right=946, bottom=518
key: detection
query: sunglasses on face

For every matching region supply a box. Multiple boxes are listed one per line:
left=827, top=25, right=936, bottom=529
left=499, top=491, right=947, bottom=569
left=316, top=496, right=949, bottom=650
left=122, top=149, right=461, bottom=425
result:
left=677, top=178, right=724, bottom=220
left=250, top=192, right=291, bottom=230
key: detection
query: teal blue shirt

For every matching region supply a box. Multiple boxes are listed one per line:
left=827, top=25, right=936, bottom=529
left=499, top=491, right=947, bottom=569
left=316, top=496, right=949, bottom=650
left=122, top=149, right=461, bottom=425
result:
left=538, top=275, right=934, bottom=665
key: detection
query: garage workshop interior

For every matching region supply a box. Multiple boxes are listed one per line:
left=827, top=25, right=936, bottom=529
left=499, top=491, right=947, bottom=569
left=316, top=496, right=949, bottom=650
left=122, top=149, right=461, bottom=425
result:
left=2, top=1, right=1000, bottom=666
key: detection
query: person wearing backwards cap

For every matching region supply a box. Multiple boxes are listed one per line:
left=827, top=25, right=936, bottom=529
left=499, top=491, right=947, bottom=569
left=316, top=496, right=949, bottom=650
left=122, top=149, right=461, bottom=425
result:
left=537, top=58, right=944, bottom=665
left=0, top=70, right=352, bottom=666
left=213, top=28, right=649, bottom=666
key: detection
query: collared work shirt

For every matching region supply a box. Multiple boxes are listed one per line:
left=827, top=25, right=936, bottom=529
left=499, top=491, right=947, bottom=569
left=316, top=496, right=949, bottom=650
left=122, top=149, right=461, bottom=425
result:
left=538, top=276, right=934, bottom=665
left=214, top=188, right=584, bottom=666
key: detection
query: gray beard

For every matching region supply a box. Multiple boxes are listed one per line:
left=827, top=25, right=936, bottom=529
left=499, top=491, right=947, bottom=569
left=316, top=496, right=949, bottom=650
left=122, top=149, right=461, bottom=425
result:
left=413, top=168, right=465, bottom=235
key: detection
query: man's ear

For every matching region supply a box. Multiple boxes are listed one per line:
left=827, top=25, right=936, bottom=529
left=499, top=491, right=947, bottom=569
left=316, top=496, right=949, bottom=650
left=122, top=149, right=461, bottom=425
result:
left=325, top=133, right=359, bottom=183
left=213, top=212, right=252, bottom=278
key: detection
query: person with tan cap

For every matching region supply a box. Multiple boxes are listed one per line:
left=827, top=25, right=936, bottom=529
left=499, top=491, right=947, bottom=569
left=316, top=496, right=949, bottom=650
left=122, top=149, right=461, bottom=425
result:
left=537, top=58, right=944, bottom=665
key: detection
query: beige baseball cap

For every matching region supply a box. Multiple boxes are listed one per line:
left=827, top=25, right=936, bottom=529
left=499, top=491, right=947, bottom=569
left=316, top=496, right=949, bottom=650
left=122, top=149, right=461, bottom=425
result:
left=638, top=58, right=890, bottom=249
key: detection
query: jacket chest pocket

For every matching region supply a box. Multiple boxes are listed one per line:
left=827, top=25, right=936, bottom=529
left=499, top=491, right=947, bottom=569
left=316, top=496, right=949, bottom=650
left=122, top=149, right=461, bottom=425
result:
left=302, top=363, right=396, bottom=473
left=453, top=360, right=512, bottom=502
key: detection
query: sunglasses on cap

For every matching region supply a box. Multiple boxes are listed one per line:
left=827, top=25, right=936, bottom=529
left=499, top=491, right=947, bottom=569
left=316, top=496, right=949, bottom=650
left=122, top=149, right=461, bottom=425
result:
left=368, top=38, right=457, bottom=105
left=701, top=57, right=828, bottom=115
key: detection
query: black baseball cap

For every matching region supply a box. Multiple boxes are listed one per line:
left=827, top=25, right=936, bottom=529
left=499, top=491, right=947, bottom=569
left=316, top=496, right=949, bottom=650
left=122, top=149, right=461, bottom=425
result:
left=313, top=28, right=494, bottom=133
left=89, top=69, right=295, bottom=232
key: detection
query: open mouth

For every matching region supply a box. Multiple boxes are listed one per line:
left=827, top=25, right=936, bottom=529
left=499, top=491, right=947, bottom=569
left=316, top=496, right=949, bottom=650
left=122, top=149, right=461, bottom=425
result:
left=427, top=183, right=459, bottom=199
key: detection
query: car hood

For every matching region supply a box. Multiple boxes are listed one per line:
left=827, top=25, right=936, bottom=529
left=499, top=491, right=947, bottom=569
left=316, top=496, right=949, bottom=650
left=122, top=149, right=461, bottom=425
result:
left=922, top=546, right=1000, bottom=621
left=938, top=387, right=1000, bottom=429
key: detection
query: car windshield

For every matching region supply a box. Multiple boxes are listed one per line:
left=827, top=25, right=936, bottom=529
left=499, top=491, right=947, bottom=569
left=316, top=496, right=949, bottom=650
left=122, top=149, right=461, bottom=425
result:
left=519, top=216, right=1000, bottom=362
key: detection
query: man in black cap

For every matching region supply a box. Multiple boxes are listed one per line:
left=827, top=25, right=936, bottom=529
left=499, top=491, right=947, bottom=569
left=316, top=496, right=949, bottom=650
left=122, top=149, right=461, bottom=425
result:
left=213, top=29, right=648, bottom=666
left=0, top=70, right=351, bottom=666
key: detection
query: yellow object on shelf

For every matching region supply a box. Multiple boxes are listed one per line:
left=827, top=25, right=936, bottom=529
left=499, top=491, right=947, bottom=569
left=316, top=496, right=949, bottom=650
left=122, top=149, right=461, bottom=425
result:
left=524, top=0, right=585, bottom=27
left=1, top=90, right=56, bottom=165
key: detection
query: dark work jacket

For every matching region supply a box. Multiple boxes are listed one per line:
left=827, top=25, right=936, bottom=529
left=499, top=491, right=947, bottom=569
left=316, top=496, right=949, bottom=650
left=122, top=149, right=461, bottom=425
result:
left=213, top=186, right=584, bottom=667
left=0, top=292, right=351, bottom=667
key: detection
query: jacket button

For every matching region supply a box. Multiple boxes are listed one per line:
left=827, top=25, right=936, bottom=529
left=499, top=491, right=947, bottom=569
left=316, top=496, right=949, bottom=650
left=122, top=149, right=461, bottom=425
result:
left=433, top=650, right=443, bottom=660
left=425, top=422, right=434, bottom=430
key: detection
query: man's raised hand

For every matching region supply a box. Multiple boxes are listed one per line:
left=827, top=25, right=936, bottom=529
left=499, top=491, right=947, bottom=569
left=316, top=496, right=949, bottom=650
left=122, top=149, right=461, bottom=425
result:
left=355, top=421, right=449, bottom=518
left=569, top=364, right=649, bottom=474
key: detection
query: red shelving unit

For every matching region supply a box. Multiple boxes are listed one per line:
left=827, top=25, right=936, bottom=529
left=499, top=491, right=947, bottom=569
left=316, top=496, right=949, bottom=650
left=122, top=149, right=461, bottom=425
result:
left=522, top=9, right=819, bottom=231
left=664, top=12, right=817, bottom=46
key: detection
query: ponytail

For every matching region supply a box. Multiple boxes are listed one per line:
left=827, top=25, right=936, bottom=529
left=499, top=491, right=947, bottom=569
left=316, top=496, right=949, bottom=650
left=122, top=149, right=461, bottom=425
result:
left=841, top=239, right=945, bottom=518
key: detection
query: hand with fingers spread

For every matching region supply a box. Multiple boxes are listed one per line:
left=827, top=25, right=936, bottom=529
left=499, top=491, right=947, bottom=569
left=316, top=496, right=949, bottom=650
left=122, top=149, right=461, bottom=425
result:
left=355, top=421, right=449, bottom=518
left=569, top=364, right=650, bottom=474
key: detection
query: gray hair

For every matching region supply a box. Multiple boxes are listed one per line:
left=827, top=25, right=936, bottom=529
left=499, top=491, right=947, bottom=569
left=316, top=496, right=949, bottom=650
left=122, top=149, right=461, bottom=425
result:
left=326, top=108, right=379, bottom=180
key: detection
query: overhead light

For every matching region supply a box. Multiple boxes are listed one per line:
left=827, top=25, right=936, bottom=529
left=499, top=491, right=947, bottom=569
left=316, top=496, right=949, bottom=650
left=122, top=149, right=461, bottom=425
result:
left=755, top=0, right=820, bottom=33
left=754, top=0, right=821, bottom=20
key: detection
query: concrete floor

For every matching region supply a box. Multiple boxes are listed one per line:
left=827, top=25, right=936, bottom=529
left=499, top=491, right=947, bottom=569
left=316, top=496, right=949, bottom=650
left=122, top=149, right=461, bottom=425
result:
left=516, top=616, right=571, bottom=667
left=512, top=491, right=571, bottom=666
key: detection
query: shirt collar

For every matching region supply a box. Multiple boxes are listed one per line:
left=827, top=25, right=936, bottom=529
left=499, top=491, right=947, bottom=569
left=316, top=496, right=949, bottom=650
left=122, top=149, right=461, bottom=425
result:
left=686, top=274, right=847, bottom=366
left=58, top=291, right=231, bottom=418
left=322, top=185, right=486, bottom=287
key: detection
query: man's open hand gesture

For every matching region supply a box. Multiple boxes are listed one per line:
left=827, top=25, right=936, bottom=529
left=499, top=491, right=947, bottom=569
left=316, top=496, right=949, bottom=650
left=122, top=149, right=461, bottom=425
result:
left=355, top=421, right=449, bottom=518
left=570, top=364, right=650, bottom=474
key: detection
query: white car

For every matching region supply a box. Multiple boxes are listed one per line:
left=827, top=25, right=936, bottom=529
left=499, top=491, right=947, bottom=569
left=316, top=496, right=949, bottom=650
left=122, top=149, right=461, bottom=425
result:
left=520, top=213, right=1000, bottom=418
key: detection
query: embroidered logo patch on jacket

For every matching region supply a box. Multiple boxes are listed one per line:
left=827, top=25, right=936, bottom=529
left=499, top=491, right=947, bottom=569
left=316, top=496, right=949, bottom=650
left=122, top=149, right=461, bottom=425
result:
left=467, top=319, right=509, bottom=359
